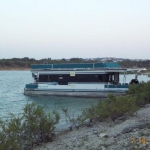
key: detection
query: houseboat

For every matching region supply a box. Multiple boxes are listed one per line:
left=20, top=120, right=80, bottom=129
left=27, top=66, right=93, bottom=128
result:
left=24, top=62, right=131, bottom=98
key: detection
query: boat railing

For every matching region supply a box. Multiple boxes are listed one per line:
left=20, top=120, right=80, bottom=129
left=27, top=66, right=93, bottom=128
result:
left=104, top=82, right=129, bottom=91
left=31, top=67, right=126, bottom=71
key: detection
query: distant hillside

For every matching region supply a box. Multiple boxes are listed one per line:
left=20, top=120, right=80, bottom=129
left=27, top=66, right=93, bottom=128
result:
left=119, top=60, right=150, bottom=69
left=0, top=57, right=150, bottom=70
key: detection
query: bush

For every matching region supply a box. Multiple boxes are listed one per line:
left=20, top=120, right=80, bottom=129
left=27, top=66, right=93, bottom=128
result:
left=81, top=94, right=138, bottom=122
left=126, top=81, right=150, bottom=106
left=0, top=102, right=60, bottom=150
left=81, top=82, right=150, bottom=122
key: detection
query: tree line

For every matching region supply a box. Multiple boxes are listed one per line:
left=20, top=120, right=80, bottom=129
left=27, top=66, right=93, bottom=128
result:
left=0, top=57, right=150, bottom=69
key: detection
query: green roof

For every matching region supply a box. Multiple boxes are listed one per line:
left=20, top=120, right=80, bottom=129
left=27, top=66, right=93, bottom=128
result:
left=31, top=62, right=121, bottom=70
left=103, top=62, right=121, bottom=68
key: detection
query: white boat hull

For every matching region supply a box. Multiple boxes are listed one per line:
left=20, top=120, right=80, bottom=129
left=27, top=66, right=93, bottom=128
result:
left=24, top=83, right=128, bottom=98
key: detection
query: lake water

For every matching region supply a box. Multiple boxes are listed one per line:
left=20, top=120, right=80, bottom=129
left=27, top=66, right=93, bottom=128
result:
left=0, top=71, right=150, bottom=129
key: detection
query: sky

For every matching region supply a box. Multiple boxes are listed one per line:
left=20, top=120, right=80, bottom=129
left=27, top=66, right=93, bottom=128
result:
left=0, top=0, right=150, bottom=60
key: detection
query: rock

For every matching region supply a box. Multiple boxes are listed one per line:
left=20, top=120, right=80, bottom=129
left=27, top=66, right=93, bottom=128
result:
left=114, top=115, right=128, bottom=124
left=86, top=123, right=93, bottom=127
left=121, top=121, right=150, bottom=134
left=139, top=130, right=150, bottom=136
left=93, top=130, right=99, bottom=135
left=144, top=104, right=150, bottom=108
left=99, top=133, right=109, bottom=138
left=69, top=126, right=73, bottom=131
left=101, top=146, right=106, bottom=150
left=65, top=144, right=69, bottom=148
left=139, top=144, right=147, bottom=150
left=113, top=133, right=120, bottom=138
left=114, top=119, right=122, bottom=124
left=85, top=143, right=89, bottom=148
left=133, top=128, right=138, bottom=132
left=117, top=115, right=128, bottom=121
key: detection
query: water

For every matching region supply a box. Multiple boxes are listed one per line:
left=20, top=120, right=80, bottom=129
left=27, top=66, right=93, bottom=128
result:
left=0, top=71, right=150, bottom=129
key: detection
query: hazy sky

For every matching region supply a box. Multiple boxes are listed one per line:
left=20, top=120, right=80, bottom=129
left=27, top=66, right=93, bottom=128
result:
left=0, top=0, right=150, bottom=59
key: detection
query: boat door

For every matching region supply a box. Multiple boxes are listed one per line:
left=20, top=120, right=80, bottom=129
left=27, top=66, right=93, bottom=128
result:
left=114, top=72, right=119, bottom=84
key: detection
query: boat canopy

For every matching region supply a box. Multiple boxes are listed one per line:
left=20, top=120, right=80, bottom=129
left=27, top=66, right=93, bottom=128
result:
left=31, top=62, right=124, bottom=70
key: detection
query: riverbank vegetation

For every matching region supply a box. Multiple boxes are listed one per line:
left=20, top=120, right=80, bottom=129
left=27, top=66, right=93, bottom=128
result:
left=0, top=57, right=150, bottom=69
left=1, top=82, right=150, bottom=149
left=0, top=103, right=60, bottom=150
left=62, top=81, right=150, bottom=129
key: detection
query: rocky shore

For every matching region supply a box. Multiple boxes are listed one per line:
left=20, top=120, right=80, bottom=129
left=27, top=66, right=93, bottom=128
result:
left=34, top=104, right=150, bottom=150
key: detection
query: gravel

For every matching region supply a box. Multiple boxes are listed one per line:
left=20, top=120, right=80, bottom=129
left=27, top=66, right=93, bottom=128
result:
left=33, top=104, right=150, bottom=150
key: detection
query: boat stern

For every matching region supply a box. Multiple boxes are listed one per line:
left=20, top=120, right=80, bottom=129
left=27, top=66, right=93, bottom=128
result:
left=24, top=83, right=38, bottom=95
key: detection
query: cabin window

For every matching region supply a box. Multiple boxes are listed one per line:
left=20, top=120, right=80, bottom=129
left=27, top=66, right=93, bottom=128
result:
left=59, top=77, right=63, bottom=80
left=58, top=76, right=68, bottom=85
left=39, top=73, right=117, bottom=83
left=39, top=75, right=49, bottom=82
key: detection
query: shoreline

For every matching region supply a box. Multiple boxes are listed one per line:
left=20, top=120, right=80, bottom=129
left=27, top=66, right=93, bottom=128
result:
left=34, top=104, right=150, bottom=150
left=0, top=68, right=30, bottom=70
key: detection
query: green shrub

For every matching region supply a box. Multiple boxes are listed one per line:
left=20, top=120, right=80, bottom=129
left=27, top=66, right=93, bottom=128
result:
left=81, top=94, right=138, bottom=122
left=126, top=81, right=150, bottom=106
left=0, top=102, right=60, bottom=150
left=81, top=82, right=150, bottom=123
left=61, top=82, right=150, bottom=131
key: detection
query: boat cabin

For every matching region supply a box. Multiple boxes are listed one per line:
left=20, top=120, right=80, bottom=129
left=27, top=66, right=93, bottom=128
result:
left=30, top=62, right=126, bottom=85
